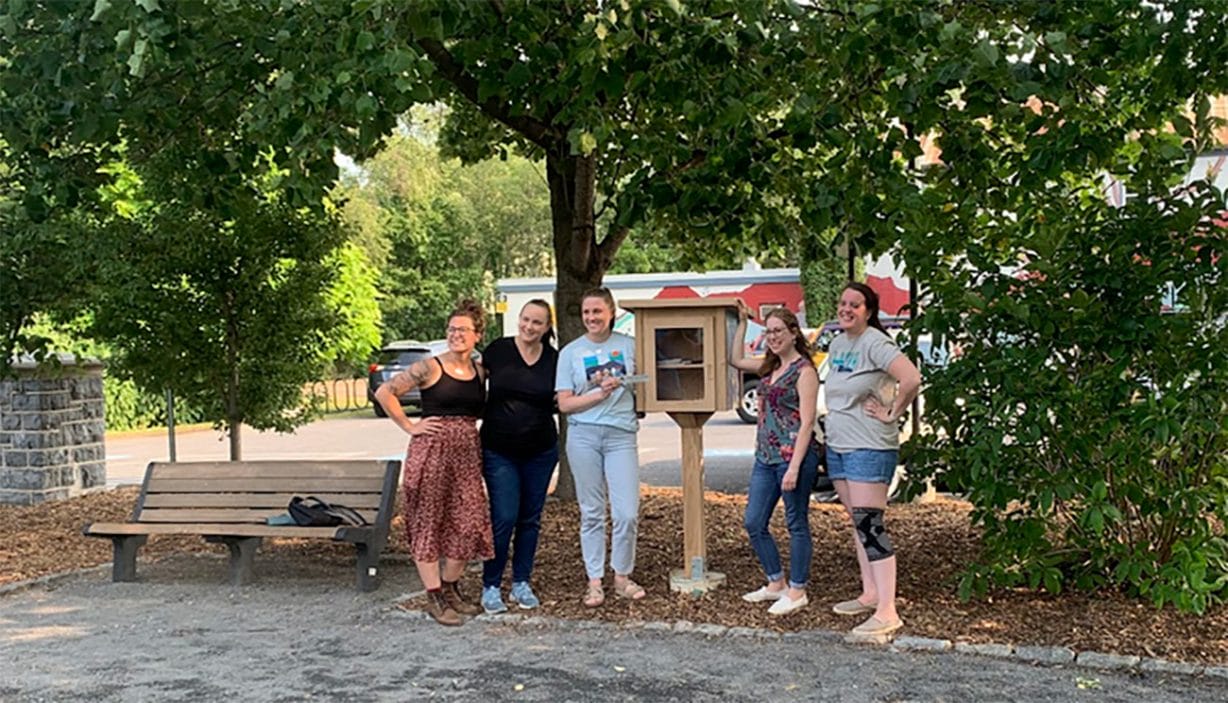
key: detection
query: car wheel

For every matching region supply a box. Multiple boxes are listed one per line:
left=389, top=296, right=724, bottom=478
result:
left=736, top=379, right=760, bottom=424
left=373, top=402, right=387, bottom=418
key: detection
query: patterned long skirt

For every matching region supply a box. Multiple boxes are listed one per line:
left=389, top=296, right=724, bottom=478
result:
left=401, top=416, right=494, bottom=563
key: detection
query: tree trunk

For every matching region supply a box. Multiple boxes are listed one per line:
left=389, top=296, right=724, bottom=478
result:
left=546, top=151, right=611, bottom=501
left=224, top=300, right=243, bottom=461
left=226, top=363, right=242, bottom=461
left=228, top=420, right=242, bottom=461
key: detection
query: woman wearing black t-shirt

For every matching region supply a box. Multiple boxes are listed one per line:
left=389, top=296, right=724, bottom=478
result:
left=478, top=299, right=560, bottom=615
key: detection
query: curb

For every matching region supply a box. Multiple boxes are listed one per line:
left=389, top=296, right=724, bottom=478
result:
left=0, top=564, right=110, bottom=597
left=390, top=603, right=1228, bottom=680
left=105, top=422, right=214, bottom=440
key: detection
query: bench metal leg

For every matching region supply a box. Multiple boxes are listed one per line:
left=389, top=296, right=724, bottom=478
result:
left=207, top=537, right=262, bottom=586
left=110, top=536, right=148, bottom=582
left=355, top=543, right=380, bottom=592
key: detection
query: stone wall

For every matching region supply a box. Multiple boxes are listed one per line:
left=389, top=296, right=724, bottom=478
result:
left=0, top=356, right=106, bottom=505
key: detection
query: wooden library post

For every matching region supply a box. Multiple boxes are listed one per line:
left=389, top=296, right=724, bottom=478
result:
left=622, top=298, right=741, bottom=595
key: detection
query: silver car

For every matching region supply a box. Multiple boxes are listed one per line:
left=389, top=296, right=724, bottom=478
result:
left=367, top=341, right=433, bottom=417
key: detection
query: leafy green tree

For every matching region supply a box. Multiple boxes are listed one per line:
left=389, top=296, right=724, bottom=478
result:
left=606, top=219, right=795, bottom=276
left=814, top=3, right=1228, bottom=611
left=336, top=132, right=552, bottom=343
left=321, top=240, right=385, bottom=376
left=85, top=149, right=375, bottom=459
left=0, top=140, right=91, bottom=367
left=0, top=1, right=818, bottom=347
left=19, top=312, right=208, bottom=430
left=4, top=0, right=1228, bottom=607
left=799, top=249, right=849, bottom=327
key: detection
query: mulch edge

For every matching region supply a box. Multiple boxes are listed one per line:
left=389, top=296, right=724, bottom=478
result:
left=0, top=550, right=232, bottom=597
left=385, top=595, right=1228, bottom=680
left=0, top=564, right=110, bottom=597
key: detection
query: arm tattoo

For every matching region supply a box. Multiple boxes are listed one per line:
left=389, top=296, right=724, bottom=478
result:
left=387, top=360, right=433, bottom=396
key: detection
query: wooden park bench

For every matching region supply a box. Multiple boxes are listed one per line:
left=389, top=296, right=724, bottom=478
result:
left=83, top=459, right=400, bottom=592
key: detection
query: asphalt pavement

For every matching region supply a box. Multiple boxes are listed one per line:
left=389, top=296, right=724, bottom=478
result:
left=2, top=559, right=1225, bottom=702
left=104, top=410, right=761, bottom=491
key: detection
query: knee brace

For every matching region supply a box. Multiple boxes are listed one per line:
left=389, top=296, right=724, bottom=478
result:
left=852, top=508, right=894, bottom=562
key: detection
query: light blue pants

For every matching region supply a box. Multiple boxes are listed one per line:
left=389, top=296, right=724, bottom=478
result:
left=565, top=422, right=640, bottom=579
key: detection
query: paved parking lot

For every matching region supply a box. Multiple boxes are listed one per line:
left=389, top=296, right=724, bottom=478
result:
left=104, top=411, right=759, bottom=490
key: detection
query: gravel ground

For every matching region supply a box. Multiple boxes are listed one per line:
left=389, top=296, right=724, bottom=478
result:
left=1, top=553, right=1227, bottom=703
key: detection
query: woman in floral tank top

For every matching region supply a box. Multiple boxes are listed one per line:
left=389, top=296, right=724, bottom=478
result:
left=729, top=305, right=820, bottom=616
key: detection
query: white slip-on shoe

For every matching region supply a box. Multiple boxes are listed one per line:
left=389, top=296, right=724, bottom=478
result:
left=741, top=586, right=786, bottom=603
left=767, top=593, right=809, bottom=615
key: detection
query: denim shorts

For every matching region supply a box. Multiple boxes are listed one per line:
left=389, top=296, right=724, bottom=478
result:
left=826, top=448, right=898, bottom=484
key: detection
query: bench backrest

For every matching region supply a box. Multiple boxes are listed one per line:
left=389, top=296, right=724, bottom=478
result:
left=131, top=460, right=401, bottom=528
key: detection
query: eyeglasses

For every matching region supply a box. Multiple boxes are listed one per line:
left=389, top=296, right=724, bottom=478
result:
left=446, top=326, right=475, bottom=335
left=764, top=327, right=791, bottom=337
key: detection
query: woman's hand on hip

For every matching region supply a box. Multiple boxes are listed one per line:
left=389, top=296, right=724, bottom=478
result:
left=863, top=397, right=894, bottom=423
left=407, top=417, right=442, bottom=437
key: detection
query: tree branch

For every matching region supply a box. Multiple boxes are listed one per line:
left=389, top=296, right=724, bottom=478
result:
left=413, top=37, right=557, bottom=151
left=596, top=223, right=631, bottom=269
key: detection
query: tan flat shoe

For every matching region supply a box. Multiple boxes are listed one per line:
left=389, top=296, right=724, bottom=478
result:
left=832, top=598, right=877, bottom=616
left=851, top=615, right=903, bottom=636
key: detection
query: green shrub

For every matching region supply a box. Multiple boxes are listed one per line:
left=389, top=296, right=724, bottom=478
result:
left=102, top=377, right=162, bottom=431
left=905, top=180, right=1228, bottom=613
left=103, top=377, right=207, bottom=431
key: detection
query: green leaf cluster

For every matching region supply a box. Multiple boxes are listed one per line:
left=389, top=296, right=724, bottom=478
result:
left=335, top=132, right=554, bottom=343
left=870, top=3, right=1228, bottom=611
left=19, top=312, right=207, bottom=430
left=72, top=142, right=381, bottom=447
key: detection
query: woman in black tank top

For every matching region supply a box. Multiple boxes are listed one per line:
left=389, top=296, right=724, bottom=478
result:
left=374, top=299, right=493, bottom=627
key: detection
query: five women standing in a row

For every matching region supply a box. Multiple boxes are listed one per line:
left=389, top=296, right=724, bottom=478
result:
left=376, top=283, right=917, bottom=641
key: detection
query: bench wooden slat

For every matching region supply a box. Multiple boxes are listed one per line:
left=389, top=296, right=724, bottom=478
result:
left=136, top=508, right=380, bottom=524
left=141, top=493, right=383, bottom=510
left=145, top=477, right=385, bottom=493
left=85, top=522, right=350, bottom=538
left=86, top=459, right=400, bottom=591
left=150, top=462, right=392, bottom=480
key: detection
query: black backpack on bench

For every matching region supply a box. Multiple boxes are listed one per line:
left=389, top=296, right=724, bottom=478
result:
left=288, top=496, right=368, bottom=527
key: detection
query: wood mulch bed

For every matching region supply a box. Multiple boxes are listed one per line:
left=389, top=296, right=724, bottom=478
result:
left=3, top=486, right=1226, bottom=665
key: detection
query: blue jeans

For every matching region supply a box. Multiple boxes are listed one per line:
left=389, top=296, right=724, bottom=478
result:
left=744, top=448, right=820, bottom=588
left=482, top=445, right=559, bottom=588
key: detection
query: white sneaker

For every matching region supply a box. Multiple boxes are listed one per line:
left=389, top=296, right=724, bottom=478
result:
left=741, top=586, right=786, bottom=603
left=767, top=593, right=809, bottom=615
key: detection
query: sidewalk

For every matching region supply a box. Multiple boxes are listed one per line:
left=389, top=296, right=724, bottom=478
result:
left=2, top=555, right=1224, bottom=702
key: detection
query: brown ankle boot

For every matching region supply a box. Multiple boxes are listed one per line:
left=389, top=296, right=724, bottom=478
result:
left=442, top=580, right=481, bottom=616
left=426, top=590, right=461, bottom=626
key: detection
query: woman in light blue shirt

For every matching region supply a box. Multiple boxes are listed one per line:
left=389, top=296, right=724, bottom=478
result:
left=555, top=287, right=645, bottom=608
